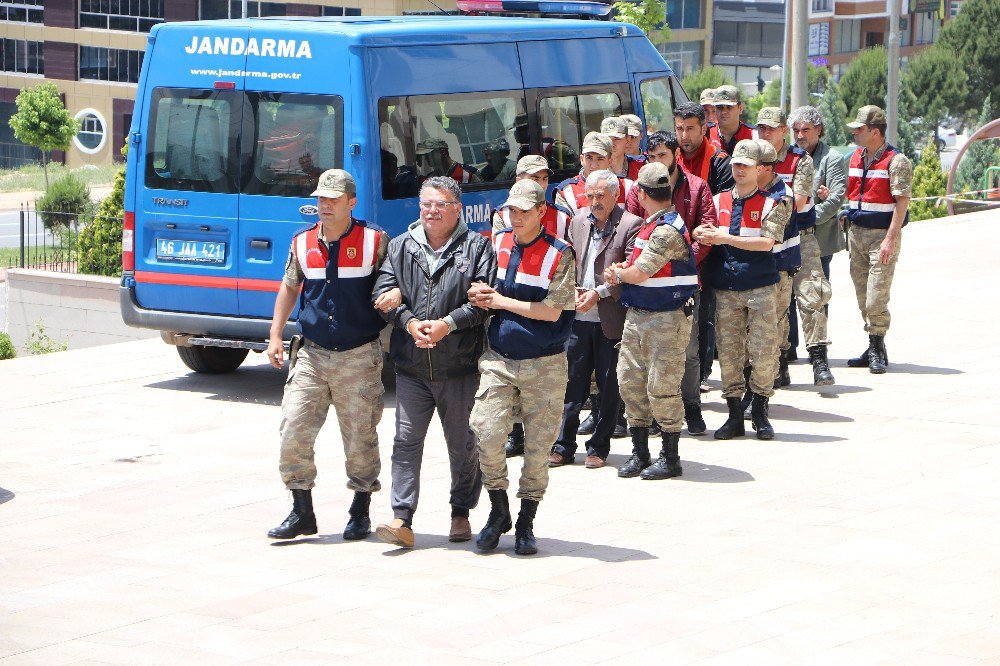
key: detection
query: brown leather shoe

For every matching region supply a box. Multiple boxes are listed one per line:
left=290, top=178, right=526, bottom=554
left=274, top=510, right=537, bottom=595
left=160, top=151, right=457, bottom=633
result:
left=375, top=518, right=414, bottom=548
left=449, top=516, right=472, bottom=542
left=584, top=455, right=606, bottom=469
left=547, top=452, right=573, bottom=467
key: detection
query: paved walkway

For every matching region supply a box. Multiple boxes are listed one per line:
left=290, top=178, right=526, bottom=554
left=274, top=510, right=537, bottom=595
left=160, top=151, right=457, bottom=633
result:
left=1, top=212, right=999, bottom=664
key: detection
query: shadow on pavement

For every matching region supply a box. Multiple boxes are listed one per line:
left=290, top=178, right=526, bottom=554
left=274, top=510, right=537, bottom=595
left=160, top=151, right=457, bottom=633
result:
left=769, top=403, right=854, bottom=424
left=830, top=361, right=963, bottom=375
left=602, top=454, right=754, bottom=483
left=771, top=433, right=848, bottom=444
left=783, top=384, right=873, bottom=396
left=146, top=364, right=398, bottom=409
left=0, top=487, right=13, bottom=506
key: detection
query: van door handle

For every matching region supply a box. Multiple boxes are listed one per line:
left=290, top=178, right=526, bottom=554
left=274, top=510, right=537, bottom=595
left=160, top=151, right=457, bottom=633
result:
left=251, top=239, right=271, bottom=249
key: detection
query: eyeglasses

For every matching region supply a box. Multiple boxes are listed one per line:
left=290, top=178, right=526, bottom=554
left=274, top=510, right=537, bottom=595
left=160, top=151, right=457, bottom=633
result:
left=419, top=201, right=459, bottom=210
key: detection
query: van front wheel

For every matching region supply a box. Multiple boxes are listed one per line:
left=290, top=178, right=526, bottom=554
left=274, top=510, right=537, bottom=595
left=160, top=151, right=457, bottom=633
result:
left=176, top=345, right=249, bottom=374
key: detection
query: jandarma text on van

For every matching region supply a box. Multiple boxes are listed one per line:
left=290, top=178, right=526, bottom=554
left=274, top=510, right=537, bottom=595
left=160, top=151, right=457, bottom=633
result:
left=185, top=36, right=312, bottom=59
left=190, top=69, right=302, bottom=80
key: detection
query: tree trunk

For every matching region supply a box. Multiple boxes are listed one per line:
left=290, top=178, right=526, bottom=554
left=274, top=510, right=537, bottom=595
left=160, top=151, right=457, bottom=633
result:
left=41, top=150, right=49, bottom=190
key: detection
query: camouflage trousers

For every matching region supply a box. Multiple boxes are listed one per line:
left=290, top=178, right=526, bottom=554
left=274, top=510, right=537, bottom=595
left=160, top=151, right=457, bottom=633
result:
left=716, top=285, right=779, bottom=398
left=471, top=349, right=567, bottom=502
left=775, top=271, right=794, bottom=353
left=617, top=308, right=691, bottom=432
left=278, top=339, right=384, bottom=492
left=793, top=229, right=832, bottom=347
left=849, top=225, right=901, bottom=336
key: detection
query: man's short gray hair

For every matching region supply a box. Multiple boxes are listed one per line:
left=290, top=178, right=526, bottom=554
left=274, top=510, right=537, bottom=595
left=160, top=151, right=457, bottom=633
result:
left=788, top=105, right=825, bottom=129
left=420, top=176, right=462, bottom=203
left=585, top=169, right=619, bottom=196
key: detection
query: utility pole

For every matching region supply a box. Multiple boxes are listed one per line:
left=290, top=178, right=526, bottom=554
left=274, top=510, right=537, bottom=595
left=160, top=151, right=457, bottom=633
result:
left=780, top=0, right=790, bottom=110
left=790, top=0, right=809, bottom=110
left=886, top=0, right=901, bottom=145
left=242, top=0, right=248, bottom=18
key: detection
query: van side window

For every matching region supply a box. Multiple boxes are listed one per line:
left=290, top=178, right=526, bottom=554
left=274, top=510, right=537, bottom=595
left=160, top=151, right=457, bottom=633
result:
left=639, top=77, right=676, bottom=134
left=243, top=92, right=343, bottom=198
left=145, top=88, right=239, bottom=193
left=378, top=91, right=527, bottom=200
left=539, top=91, right=622, bottom=176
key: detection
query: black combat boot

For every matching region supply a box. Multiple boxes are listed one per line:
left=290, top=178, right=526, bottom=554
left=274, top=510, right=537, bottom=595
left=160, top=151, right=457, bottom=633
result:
left=740, top=365, right=753, bottom=420
left=268, top=489, right=317, bottom=539
left=577, top=394, right=599, bottom=435
left=640, top=432, right=682, bottom=480
left=649, top=420, right=662, bottom=436
left=505, top=423, right=525, bottom=458
left=847, top=342, right=871, bottom=367
left=808, top=346, right=835, bottom=386
left=868, top=335, right=888, bottom=374
left=750, top=393, right=775, bottom=440
left=475, top=489, right=512, bottom=551
left=774, top=349, right=791, bottom=389
left=684, top=402, right=706, bottom=435
left=618, top=426, right=651, bottom=478
left=714, top=397, right=746, bottom=440
left=342, top=491, right=371, bottom=541
left=513, top=499, right=539, bottom=555
left=612, top=401, right=628, bottom=438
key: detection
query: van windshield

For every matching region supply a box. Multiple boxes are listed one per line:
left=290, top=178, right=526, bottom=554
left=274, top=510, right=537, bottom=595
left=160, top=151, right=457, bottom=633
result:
left=146, top=88, right=240, bottom=193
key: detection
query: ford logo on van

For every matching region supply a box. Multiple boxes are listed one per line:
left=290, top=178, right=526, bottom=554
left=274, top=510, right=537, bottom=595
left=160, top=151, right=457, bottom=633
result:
left=299, top=205, right=319, bottom=216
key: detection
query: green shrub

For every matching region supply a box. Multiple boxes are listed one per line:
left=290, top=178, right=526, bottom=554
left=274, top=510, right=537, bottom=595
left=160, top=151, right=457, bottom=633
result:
left=79, top=143, right=126, bottom=277
left=910, top=139, right=948, bottom=221
left=0, top=332, right=15, bottom=360
left=26, top=321, right=68, bottom=355
left=35, top=172, right=93, bottom=230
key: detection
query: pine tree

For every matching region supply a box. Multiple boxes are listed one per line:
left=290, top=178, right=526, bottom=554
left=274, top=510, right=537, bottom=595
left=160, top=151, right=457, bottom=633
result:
left=681, top=67, right=734, bottom=103
left=78, top=143, right=126, bottom=276
left=818, top=80, right=848, bottom=147
left=956, top=96, right=1000, bottom=197
left=910, top=139, right=948, bottom=221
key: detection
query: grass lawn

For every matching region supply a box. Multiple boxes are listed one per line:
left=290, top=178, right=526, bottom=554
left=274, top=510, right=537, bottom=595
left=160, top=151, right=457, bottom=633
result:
left=0, top=162, right=121, bottom=193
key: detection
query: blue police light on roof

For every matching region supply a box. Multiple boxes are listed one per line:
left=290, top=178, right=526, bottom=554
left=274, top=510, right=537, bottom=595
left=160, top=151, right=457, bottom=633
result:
left=455, top=0, right=613, bottom=16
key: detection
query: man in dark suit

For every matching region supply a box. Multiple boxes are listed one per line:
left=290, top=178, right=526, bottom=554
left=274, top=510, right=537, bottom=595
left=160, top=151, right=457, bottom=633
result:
left=548, top=170, right=644, bottom=469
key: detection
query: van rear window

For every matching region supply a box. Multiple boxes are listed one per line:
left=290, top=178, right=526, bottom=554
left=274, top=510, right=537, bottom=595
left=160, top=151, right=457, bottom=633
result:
left=243, top=92, right=344, bottom=198
left=145, top=88, right=240, bottom=193
left=379, top=91, right=527, bottom=200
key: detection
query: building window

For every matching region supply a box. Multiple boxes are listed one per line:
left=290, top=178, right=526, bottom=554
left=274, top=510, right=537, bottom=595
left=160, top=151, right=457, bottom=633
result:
left=949, top=1, right=963, bottom=18
left=0, top=0, right=42, bottom=23
left=200, top=1, right=286, bottom=19
left=79, top=46, right=144, bottom=84
left=713, top=21, right=783, bottom=59
left=80, top=0, right=164, bottom=33
left=322, top=6, right=362, bottom=16
left=0, top=38, right=43, bottom=75
left=808, top=22, right=830, bottom=56
left=913, top=11, right=939, bottom=44
left=899, top=16, right=911, bottom=47
left=811, top=0, right=832, bottom=12
left=657, top=40, right=703, bottom=78
left=74, top=108, right=107, bottom=154
left=666, top=0, right=701, bottom=30
left=834, top=19, right=861, bottom=53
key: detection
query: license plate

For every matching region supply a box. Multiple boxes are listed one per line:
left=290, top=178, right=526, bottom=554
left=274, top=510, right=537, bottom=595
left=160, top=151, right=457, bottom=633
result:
left=156, top=239, right=226, bottom=264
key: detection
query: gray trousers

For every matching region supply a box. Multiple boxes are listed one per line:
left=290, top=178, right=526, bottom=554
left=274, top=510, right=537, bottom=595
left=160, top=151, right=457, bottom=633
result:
left=391, top=371, right=482, bottom=522
left=680, top=291, right=702, bottom=406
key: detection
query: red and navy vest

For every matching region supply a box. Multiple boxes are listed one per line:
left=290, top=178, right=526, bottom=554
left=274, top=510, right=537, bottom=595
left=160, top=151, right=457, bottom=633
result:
left=764, top=177, right=801, bottom=272
left=447, top=162, right=478, bottom=184
left=293, top=219, right=385, bottom=351
left=620, top=212, right=698, bottom=312
left=495, top=202, right=571, bottom=240
left=625, top=155, right=645, bottom=181
left=489, top=229, right=574, bottom=360
left=706, top=189, right=780, bottom=291
left=710, top=122, right=756, bottom=155
left=557, top=173, right=634, bottom=216
left=846, top=144, right=909, bottom=229
left=775, top=144, right=816, bottom=231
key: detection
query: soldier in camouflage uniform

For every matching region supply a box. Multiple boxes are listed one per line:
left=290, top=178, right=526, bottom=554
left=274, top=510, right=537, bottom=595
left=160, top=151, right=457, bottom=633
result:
left=843, top=106, right=912, bottom=374
left=695, top=140, right=791, bottom=440
left=604, top=162, right=697, bottom=480
left=468, top=179, right=576, bottom=556
left=265, top=169, right=389, bottom=541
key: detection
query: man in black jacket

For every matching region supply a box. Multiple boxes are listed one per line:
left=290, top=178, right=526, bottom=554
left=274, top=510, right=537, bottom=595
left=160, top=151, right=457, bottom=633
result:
left=371, top=176, right=497, bottom=549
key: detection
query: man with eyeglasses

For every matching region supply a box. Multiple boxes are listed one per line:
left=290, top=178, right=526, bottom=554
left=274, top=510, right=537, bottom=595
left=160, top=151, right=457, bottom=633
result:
left=555, top=132, right=632, bottom=216
left=370, top=176, right=497, bottom=549
left=415, top=137, right=482, bottom=184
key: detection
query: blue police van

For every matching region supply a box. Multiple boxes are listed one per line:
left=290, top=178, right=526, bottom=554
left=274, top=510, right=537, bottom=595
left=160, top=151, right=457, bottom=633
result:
left=120, top=8, right=688, bottom=372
